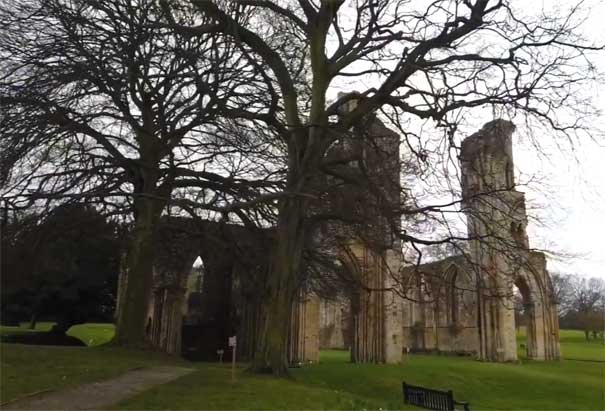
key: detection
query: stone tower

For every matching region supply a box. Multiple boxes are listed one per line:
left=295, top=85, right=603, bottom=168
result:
left=333, top=94, right=404, bottom=364
left=460, top=120, right=560, bottom=361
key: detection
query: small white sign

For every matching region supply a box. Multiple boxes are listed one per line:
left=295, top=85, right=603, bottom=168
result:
left=228, top=336, right=237, bottom=347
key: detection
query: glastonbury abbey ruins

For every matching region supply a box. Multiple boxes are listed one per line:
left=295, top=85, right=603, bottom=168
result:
left=116, top=111, right=561, bottom=365
left=319, top=119, right=560, bottom=363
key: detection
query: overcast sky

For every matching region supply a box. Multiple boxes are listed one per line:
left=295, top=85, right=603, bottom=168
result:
left=327, top=0, right=605, bottom=279
left=515, top=0, right=605, bottom=279
left=196, top=1, right=605, bottom=278
left=461, top=0, right=605, bottom=279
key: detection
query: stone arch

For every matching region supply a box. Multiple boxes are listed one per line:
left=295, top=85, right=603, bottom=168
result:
left=146, top=217, right=323, bottom=365
left=505, top=160, right=514, bottom=188
left=336, top=241, right=403, bottom=363
left=338, top=243, right=385, bottom=363
left=512, top=256, right=560, bottom=360
left=113, top=217, right=273, bottom=359
left=148, top=222, right=201, bottom=355
left=443, top=264, right=462, bottom=325
left=399, top=256, right=480, bottom=355
left=514, top=274, right=537, bottom=358
left=461, top=120, right=560, bottom=362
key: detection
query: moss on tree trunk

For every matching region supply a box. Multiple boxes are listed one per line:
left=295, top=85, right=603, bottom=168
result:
left=252, top=197, right=307, bottom=376
left=113, top=195, right=161, bottom=348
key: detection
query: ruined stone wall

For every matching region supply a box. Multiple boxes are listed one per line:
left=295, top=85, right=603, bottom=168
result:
left=342, top=242, right=403, bottom=364
left=461, top=120, right=520, bottom=361
left=319, top=299, right=347, bottom=349
left=318, top=95, right=404, bottom=364
left=123, top=117, right=560, bottom=365
left=289, top=291, right=320, bottom=364
left=460, top=120, right=560, bottom=362
left=400, top=256, right=479, bottom=355
left=396, top=120, right=559, bottom=362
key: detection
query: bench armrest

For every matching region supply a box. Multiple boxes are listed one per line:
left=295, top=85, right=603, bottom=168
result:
left=454, top=400, right=470, bottom=411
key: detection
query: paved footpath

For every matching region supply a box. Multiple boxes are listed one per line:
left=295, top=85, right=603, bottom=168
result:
left=3, top=366, right=194, bottom=411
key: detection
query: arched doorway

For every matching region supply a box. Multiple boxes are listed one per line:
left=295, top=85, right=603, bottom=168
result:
left=338, top=242, right=403, bottom=364
left=511, top=261, right=560, bottom=361
left=514, top=275, right=538, bottom=359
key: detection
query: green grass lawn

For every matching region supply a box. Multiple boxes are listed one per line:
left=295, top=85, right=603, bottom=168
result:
left=516, top=328, right=605, bottom=361
left=116, top=329, right=605, bottom=410
left=67, top=323, right=115, bottom=346
left=296, top=350, right=604, bottom=410
left=114, top=348, right=604, bottom=411
left=0, top=322, right=115, bottom=347
left=0, top=344, right=184, bottom=404
left=111, top=363, right=382, bottom=411
left=558, top=329, right=605, bottom=361
left=2, top=327, right=603, bottom=409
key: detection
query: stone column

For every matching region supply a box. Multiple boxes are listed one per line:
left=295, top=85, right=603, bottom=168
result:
left=159, top=286, right=186, bottom=355
left=498, top=281, right=518, bottom=362
left=350, top=244, right=403, bottom=364
left=383, top=249, right=404, bottom=363
left=288, top=291, right=320, bottom=364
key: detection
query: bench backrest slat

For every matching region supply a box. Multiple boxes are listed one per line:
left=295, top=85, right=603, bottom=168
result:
left=403, top=382, right=466, bottom=411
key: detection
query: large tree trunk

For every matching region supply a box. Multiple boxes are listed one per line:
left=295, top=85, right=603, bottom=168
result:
left=113, top=113, right=164, bottom=348
left=252, top=198, right=307, bottom=376
left=113, top=195, right=162, bottom=348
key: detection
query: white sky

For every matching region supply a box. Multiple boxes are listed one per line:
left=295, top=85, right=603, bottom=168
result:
left=518, top=123, right=605, bottom=278
left=192, top=1, right=605, bottom=279
left=510, top=0, right=605, bottom=279
left=326, top=0, right=605, bottom=279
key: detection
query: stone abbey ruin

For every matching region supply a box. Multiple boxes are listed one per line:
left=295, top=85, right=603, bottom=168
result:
left=116, top=113, right=560, bottom=365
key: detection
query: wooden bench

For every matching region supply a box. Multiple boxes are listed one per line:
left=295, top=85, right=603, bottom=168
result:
left=402, top=382, right=470, bottom=411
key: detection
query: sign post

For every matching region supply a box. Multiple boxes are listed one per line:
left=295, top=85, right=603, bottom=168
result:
left=228, top=336, right=237, bottom=383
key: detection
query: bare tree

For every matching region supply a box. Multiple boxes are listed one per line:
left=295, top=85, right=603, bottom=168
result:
left=2, top=0, right=601, bottom=375
left=0, top=0, right=277, bottom=347
left=164, top=0, right=603, bottom=374
left=568, top=276, right=605, bottom=340
left=550, top=272, right=574, bottom=316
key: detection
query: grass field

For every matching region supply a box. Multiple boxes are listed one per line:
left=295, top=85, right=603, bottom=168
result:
left=2, top=327, right=603, bottom=409
left=0, top=344, right=184, bottom=404
left=558, top=329, right=605, bottom=361
left=115, top=348, right=604, bottom=410
left=0, top=322, right=115, bottom=347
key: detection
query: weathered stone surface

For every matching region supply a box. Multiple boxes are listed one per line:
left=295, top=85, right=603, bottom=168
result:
left=319, top=299, right=348, bottom=349
left=319, top=119, right=560, bottom=363
left=118, top=118, right=559, bottom=366
left=460, top=120, right=560, bottom=361
left=400, top=256, right=479, bottom=355
left=289, top=292, right=320, bottom=364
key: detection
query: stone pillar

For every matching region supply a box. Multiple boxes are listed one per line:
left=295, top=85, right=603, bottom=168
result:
left=159, top=287, right=186, bottom=355
left=304, top=295, right=320, bottom=362
left=319, top=299, right=347, bottom=349
left=350, top=244, right=383, bottom=363
left=532, top=300, right=546, bottom=360
left=498, top=290, right=518, bottom=361
left=384, top=249, right=404, bottom=363
left=461, top=120, right=520, bottom=362
left=531, top=253, right=561, bottom=360
left=349, top=244, right=402, bottom=364
left=288, top=291, right=320, bottom=364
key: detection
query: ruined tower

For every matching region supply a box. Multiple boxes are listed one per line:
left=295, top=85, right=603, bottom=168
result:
left=460, top=120, right=560, bottom=361
left=331, top=95, right=404, bottom=364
